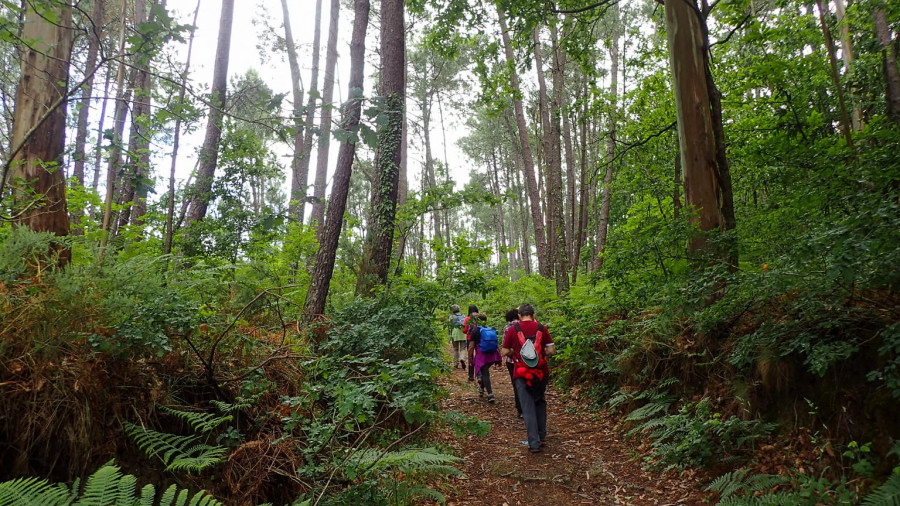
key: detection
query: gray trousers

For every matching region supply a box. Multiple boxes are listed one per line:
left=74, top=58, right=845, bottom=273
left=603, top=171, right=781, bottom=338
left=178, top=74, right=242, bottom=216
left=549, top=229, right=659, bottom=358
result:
left=478, top=364, right=493, bottom=394
left=451, top=341, right=467, bottom=363
left=514, top=377, right=547, bottom=450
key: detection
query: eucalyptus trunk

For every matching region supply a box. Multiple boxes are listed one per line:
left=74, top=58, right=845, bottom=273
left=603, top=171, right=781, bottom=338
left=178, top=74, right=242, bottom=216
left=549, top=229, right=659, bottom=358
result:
left=665, top=0, right=733, bottom=259
left=9, top=0, right=73, bottom=265
left=815, top=0, right=854, bottom=148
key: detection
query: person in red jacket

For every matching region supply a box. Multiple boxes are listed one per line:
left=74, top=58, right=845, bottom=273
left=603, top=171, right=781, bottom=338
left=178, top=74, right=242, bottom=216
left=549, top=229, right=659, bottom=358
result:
left=502, top=303, right=555, bottom=453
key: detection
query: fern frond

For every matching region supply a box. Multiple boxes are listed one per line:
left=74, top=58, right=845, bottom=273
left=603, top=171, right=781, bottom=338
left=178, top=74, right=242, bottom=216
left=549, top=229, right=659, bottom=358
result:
left=625, top=399, right=672, bottom=422
left=349, top=447, right=461, bottom=477
left=0, top=477, right=73, bottom=506
left=74, top=460, right=130, bottom=505
left=124, top=422, right=226, bottom=473
left=157, top=405, right=232, bottom=434
left=863, top=473, right=900, bottom=506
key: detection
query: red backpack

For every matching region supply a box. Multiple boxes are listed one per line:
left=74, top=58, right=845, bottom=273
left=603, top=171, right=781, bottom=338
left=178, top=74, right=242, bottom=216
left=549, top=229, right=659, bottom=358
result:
left=513, top=322, right=546, bottom=368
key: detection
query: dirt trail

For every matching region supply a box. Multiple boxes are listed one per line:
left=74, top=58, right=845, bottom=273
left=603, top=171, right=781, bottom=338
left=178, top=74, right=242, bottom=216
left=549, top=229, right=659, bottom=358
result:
left=429, top=364, right=712, bottom=505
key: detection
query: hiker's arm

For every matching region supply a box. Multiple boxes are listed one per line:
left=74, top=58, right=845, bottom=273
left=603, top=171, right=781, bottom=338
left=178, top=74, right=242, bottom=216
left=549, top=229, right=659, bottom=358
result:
left=501, top=347, right=511, bottom=357
left=544, top=343, right=556, bottom=356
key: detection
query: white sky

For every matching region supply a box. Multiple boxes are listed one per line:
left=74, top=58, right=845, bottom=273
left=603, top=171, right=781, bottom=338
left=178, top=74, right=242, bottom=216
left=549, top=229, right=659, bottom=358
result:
left=162, top=0, right=472, bottom=218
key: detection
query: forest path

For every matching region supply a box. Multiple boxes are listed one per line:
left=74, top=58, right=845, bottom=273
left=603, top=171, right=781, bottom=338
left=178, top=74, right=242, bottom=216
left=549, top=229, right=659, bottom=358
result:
left=428, top=361, right=711, bottom=505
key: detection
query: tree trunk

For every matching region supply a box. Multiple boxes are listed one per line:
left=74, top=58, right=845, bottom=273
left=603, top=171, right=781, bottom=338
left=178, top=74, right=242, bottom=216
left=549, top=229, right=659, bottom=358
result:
left=91, top=67, right=112, bottom=193
left=296, top=0, right=324, bottom=223
left=309, top=0, right=340, bottom=230
left=9, top=0, right=73, bottom=265
left=356, top=0, right=405, bottom=294
left=574, top=78, right=589, bottom=282
left=815, top=0, right=854, bottom=148
left=674, top=138, right=683, bottom=220
left=185, top=0, right=235, bottom=224
left=700, top=0, right=738, bottom=266
left=125, top=0, right=155, bottom=229
left=833, top=0, right=862, bottom=130
left=72, top=0, right=104, bottom=189
left=165, top=0, right=200, bottom=255
left=548, top=23, right=570, bottom=293
left=665, top=0, right=730, bottom=258
left=594, top=19, right=619, bottom=271
left=874, top=6, right=900, bottom=127
left=100, top=0, right=131, bottom=245
left=282, top=0, right=306, bottom=221
left=496, top=6, right=549, bottom=277
left=421, top=92, right=443, bottom=267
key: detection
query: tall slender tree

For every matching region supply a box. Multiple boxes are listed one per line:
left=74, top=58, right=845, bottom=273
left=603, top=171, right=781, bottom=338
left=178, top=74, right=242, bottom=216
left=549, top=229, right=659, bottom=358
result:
left=873, top=6, right=900, bottom=127
left=595, top=7, right=619, bottom=271
left=304, top=0, right=371, bottom=315
left=282, top=0, right=306, bottom=221
left=185, top=0, right=235, bottom=224
left=297, top=0, right=323, bottom=223
left=165, top=0, right=201, bottom=254
left=496, top=6, right=549, bottom=277
left=356, top=0, right=405, bottom=294
left=309, top=0, right=340, bottom=230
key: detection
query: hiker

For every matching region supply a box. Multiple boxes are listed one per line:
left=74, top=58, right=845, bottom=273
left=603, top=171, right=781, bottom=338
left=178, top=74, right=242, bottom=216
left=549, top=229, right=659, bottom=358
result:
left=503, top=308, right=523, bottom=418
left=467, top=311, right=501, bottom=403
left=502, top=303, right=555, bottom=453
left=462, top=305, right=480, bottom=381
left=448, top=305, right=467, bottom=369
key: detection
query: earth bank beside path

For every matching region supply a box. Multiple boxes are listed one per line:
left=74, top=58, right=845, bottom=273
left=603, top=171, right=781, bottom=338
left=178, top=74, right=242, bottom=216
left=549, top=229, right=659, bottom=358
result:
left=428, top=363, right=712, bottom=505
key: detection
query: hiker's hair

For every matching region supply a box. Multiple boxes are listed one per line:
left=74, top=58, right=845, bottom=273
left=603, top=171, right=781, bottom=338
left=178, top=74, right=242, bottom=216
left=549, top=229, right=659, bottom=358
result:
left=451, top=304, right=460, bottom=313
left=517, top=303, right=535, bottom=317
left=505, top=308, right=519, bottom=322
left=478, top=313, right=487, bottom=321
left=468, top=304, right=479, bottom=315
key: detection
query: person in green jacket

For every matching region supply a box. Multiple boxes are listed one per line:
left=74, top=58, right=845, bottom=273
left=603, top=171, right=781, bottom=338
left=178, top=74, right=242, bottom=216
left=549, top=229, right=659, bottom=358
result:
left=448, top=305, right=467, bottom=369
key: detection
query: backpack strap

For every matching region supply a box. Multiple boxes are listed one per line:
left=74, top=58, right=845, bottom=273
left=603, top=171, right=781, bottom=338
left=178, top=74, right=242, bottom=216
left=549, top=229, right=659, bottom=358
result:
left=514, top=322, right=526, bottom=345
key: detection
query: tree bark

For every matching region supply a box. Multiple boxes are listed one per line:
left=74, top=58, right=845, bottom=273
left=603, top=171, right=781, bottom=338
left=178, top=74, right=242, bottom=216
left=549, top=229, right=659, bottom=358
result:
left=72, top=0, right=105, bottom=188
left=123, top=0, right=155, bottom=229
left=92, top=67, right=112, bottom=193
left=10, top=0, right=73, bottom=265
left=295, top=0, right=323, bottom=223
left=185, top=0, right=235, bottom=224
left=815, top=0, right=854, bottom=148
left=304, top=0, right=370, bottom=317
left=165, top=0, right=200, bottom=255
left=833, top=0, right=862, bottom=130
left=665, top=0, right=730, bottom=258
left=356, top=0, right=405, bottom=294
left=496, top=6, right=549, bottom=277
left=282, top=0, right=306, bottom=221
left=594, top=16, right=619, bottom=271
left=873, top=6, right=900, bottom=127
left=309, top=0, right=340, bottom=229
left=100, top=0, right=131, bottom=245
left=548, top=22, right=570, bottom=293
left=574, top=77, right=589, bottom=282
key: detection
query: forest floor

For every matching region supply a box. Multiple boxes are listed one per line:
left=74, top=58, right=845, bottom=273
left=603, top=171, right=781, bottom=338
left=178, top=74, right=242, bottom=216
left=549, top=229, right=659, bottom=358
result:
left=428, top=360, right=713, bottom=505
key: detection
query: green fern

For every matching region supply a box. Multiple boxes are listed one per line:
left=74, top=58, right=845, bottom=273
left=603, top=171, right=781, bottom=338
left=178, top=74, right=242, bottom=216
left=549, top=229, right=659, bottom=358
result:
left=863, top=473, right=900, bottom=506
left=708, top=469, right=789, bottom=500
left=124, top=422, right=226, bottom=473
left=344, top=447, right=461, bottom=504
left=0, top=461, right=222, bottom=506
left=157, top=405, right=232, bottom=434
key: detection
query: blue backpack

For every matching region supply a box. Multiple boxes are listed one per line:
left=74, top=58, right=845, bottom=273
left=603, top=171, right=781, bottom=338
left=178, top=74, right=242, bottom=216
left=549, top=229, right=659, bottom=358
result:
left=479, top=326, right=499, bottom=353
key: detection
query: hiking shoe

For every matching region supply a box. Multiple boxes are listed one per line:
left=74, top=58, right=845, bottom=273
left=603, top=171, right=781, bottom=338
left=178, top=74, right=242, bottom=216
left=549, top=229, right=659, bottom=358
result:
left=487, top=394, right=495, bottom=404
left=529, top=447, right=541, bottom=454
left=478, top=387, right=484, bottom=397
